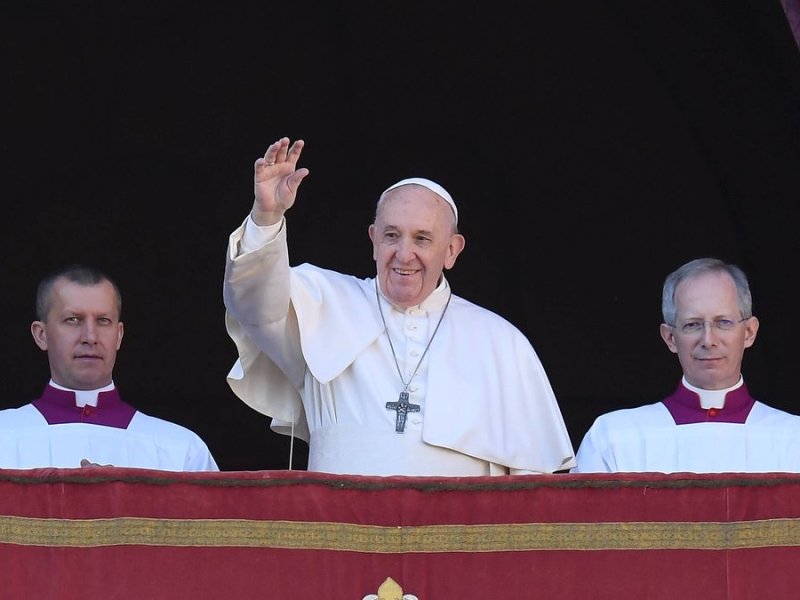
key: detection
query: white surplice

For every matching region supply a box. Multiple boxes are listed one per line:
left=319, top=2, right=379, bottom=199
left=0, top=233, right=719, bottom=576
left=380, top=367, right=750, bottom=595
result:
left=0, top=386, right=218, bottom=471
left=573, top=380, right=800, bottom=473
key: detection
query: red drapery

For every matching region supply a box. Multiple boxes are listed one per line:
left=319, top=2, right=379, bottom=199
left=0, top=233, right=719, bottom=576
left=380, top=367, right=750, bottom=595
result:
left=2, top=469, right=799, bottom=599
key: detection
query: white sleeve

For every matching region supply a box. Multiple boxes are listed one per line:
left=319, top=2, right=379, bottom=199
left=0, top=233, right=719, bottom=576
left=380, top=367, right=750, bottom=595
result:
left=238, top=216, right=283, bottom=255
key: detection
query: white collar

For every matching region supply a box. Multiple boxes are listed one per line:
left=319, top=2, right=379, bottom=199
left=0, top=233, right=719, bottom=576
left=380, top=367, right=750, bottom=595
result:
left=376, top=275, right=451, bottom=314
left=49, top=380, right=116, bottom=408
left=682, top=375, right=744, bottom=409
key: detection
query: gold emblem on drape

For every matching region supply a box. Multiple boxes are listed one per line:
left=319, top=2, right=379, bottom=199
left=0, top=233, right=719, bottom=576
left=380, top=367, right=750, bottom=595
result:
left=362, top=576, right=419, bottom=600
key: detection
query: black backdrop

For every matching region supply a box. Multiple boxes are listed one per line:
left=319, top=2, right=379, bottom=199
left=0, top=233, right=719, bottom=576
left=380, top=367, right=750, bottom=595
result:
left=2, top=2, right=799, bottom=470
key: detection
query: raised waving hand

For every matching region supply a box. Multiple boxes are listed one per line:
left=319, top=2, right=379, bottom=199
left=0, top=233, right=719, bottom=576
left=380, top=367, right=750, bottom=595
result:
left=251, top=137, right=310, bottom=226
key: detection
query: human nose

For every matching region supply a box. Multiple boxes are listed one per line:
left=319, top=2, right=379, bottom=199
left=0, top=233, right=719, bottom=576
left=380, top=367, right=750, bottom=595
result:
left=700, top=321, right=719, bottom=345
left=81, top=321, right=98, bottom=343
left=395, top=238, right=415, bottom=262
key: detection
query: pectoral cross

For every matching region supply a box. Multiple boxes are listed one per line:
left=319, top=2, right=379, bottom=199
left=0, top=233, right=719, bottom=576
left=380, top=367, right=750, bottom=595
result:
left=386, top=391, right=420, bottom=433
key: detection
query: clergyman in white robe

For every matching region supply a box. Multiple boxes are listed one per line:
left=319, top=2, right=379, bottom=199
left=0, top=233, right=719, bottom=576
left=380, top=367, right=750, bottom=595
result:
left=572, top=377, right=800, bottom=473
left=224, top=216, right=576, bottom=476
left=0, top=382, right=219, bottom=471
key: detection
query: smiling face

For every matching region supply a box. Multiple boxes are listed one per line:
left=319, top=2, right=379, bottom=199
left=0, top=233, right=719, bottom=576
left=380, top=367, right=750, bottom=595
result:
left=31, top=278, right=124, bottom=390
left=368, top=184, right=465, bottom=309
left=659, top=271, right=758, bottom=390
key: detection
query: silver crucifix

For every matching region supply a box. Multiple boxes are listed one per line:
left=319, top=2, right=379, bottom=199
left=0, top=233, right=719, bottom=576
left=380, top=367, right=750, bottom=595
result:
left=386, top=391, right=420, bottom=433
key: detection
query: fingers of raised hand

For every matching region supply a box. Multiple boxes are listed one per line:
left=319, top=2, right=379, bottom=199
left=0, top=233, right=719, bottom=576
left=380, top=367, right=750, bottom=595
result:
left=262, top=137, right=289, bottom=166
left=261, top=137, right=304, bottom=167
left=286, top=139, right=305, bottom=164
left=255, top=139, right=284, bottom=178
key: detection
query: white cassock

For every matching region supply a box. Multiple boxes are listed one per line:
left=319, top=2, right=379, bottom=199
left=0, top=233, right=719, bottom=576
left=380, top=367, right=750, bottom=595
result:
left=224, top=217, right=576, bottom=476
left=0, top=383, right=219, bottom=471
left=573, top=377, right=800, bottom=473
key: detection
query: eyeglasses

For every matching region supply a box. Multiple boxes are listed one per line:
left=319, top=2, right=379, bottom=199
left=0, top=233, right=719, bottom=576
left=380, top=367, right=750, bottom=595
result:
left=669, top=317, right=750, bottom=335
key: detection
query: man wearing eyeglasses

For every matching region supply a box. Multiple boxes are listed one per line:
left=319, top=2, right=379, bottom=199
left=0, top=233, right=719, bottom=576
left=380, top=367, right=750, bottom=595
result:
left=573, top=257, right=800, bottom=473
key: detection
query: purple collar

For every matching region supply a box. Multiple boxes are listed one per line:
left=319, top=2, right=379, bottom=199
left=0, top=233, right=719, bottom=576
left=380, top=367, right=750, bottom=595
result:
left=32, top=385, right=136, bottom=429
left=662, top=381, right=756, bottom=425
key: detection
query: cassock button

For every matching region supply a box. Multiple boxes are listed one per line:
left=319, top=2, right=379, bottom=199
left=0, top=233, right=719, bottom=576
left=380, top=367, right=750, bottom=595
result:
left=83, top=406, right=93, bottom=417
left=708, top=408, right=718, bottom=418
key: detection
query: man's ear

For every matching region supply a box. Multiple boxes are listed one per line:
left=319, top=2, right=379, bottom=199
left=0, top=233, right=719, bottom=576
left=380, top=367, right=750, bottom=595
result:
left=659, top=323, right=678, bottom=354
left=31, top=321, right=48, bottom=351
left=117, top=321, right=124, bottom=350
left=444, top=234, right=466, bottom=270
left=743, top=316, right=759, bottom=349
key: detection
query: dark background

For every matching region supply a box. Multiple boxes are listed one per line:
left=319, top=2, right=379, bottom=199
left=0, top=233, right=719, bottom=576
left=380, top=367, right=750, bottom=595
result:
left=2, top=2, right=798, bottom=471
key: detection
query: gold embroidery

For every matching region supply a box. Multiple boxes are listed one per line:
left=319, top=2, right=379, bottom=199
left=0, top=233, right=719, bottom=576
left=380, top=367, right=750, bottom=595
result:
left=2, top=515, right=800, bottom=552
